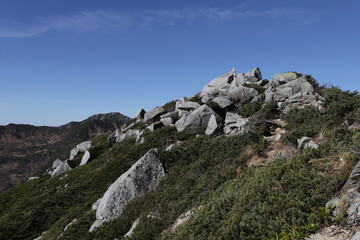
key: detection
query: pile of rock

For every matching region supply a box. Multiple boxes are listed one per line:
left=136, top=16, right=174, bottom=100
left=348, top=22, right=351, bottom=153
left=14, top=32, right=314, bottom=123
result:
left=46, top=140, right=93, bottom=178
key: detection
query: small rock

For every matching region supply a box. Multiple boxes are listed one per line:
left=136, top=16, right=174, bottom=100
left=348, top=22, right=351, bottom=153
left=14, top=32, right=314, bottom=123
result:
left=124, top=218, right=141, bottom=238
left=297, top=137, right=318, bottom=150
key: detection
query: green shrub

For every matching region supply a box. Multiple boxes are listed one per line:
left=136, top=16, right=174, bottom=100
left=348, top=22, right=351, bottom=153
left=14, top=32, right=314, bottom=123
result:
left=188, top=94, right=203, bottom=105
left=235, top=101, right=264, bottom=118
left=243, top=83, right=266, bottom=94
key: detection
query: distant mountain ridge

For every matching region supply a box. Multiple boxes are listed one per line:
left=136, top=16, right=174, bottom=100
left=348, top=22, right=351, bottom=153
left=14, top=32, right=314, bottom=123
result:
left=0, top=112, right=131, bottom=193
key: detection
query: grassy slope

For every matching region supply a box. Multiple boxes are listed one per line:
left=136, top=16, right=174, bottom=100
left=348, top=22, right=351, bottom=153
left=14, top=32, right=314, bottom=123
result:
left=0, top=86, right=359, bottom=240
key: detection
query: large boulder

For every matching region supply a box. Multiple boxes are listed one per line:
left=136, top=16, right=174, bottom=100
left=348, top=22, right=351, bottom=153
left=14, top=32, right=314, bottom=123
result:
left=224, top=112, right=250, bottom=136
left=265, top=77, right=314, bottom=102
left=175, top=105, right=220, bottom=132
left=89, top=149, right=165, bottom=232
left=69, top=141, right=92, bottom=160
left=265, top=72, right=298, bottom=89
left=200, top=67, right=262, bottom=102
left=200, top=68, right=236, bottom=101
left=144, top=107, right=165, bottom=124
left=205, top=114, right=223, bottom=136
left=212, top=97, right=234, bottom=109
left=175, top=98, right=201, bottom=117
left=51, top=160, right=72, bottom=178
left=243, top=67, right=262, bottom=84
left=228, top=85, right=259, bottom=104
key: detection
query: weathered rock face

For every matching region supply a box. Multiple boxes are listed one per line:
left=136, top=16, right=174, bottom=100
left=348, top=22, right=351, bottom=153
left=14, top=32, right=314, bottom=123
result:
left=224, top=112, right=250, bottom=136
left=228, top=85, right=259, bottom=104
left=136, top=109, right=146, bottom=120
left=212, top=97, right=234, bottom=109
left=265, top=77, right=314, bottom=102
left=69, top=141, right=92, bottom=160
left=160, top=117, right=173, bottom=127
left=200, top=67, right=261, bottom=103
left=205, top=114, right=223, bottom=136
left=116, top=129, right=143, bottom=143
left=89, top=149, right=165, bottom=232
left=144, top=107, right=165, bottom=124
left=200, top=68, right=236, bottom=101
left=175, top=105, right=220, bottom=132
left=51, top=161, right=72, bottom=178
left=175, top=98, right=201, bottom=117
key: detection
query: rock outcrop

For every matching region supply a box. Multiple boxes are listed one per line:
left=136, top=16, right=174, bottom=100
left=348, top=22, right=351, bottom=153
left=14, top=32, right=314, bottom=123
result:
left=51, top=160, right=72, bottom=178
left=144, top=107, right=165, bottom=124
left=307, top=160, right=360, bottom=239
left=175, top=105, right=220, bottom=132
left=224, top=112, right=250, bottom=136
left=89, top=149, right=165, bottom=232
left=69, top=141, right=92, bottom=160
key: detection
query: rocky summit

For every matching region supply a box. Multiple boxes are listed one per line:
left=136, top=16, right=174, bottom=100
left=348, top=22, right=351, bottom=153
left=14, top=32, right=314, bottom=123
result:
left=0, top=67, right=360, bottom=240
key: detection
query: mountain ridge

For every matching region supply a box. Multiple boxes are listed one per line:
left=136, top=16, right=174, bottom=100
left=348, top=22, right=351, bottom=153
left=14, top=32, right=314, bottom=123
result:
left=0, top=67, right=359, bottom=240
left=0, top=112, right=131, bottom=193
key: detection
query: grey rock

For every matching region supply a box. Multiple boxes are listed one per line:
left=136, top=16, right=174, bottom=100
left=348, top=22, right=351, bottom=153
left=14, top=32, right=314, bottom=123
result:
left=160, top=117, right=173, bottom=126
left=51, top=161, right=72, bottom=178
left=273, top=87, right=293, bottom=101
left=144, top=107, right=165, bottom=124
left=228, top=85, right=259, bottom=104
left=264, top=89, right=275, bottom=102
left=200, top=68, right=236, bottom=100
left=124, top=217, right=140, bottom=238
left=64, top=218, right=77, bottom=232
left=297, top=137, right=319, bottom=150
left=136, top=109, right=146, bottom=120
left=69, top=141, right=92, bottom=160
left=243, top=67, right=262, bottom=83
left=271, top=72, right=298, bottom=84
left=27, top=176, right=39, bottom=181
left=175, top=105, right=220, bottom=132
left=89, top=149, right=165, bottom=232
left=116, top=129, right=143, bottom=143
left=33, top=236, right=43, bottom=240
left=166, top=141, right=182, bottom=151
left=135, top=136, right=145, bottom=145
left=224, top=112, right=250, bottom=136
left=80, top=151, right=91, bottom=166
left=212, top=97, right=234, bottom=109
left=205, top=114, right=223, bottom=136
left=160, top=111, right=178, bottom=119
left=52, top=159, right=63, bottom=169
left=107, top=129, right=118, bottom=141
left=176, top=100, right=200, bottom=117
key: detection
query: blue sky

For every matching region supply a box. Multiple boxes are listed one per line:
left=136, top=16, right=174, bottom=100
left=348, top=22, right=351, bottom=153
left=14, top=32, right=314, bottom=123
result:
left=0, top=0, right=359, bottom=126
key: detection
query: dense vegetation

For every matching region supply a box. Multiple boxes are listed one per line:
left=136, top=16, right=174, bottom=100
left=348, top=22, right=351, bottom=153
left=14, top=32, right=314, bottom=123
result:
left=0, top=85, right=359, bottom=239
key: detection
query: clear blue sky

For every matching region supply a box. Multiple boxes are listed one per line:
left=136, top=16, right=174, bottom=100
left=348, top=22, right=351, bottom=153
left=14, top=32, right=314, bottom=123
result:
left=0, top=0, right=359, bottom=126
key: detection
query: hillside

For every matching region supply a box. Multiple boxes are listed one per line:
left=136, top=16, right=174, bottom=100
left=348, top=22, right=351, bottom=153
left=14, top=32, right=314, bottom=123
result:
left=0, top=113, right=130, bottom=193
left=0, top=68, right=359, bottom=240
